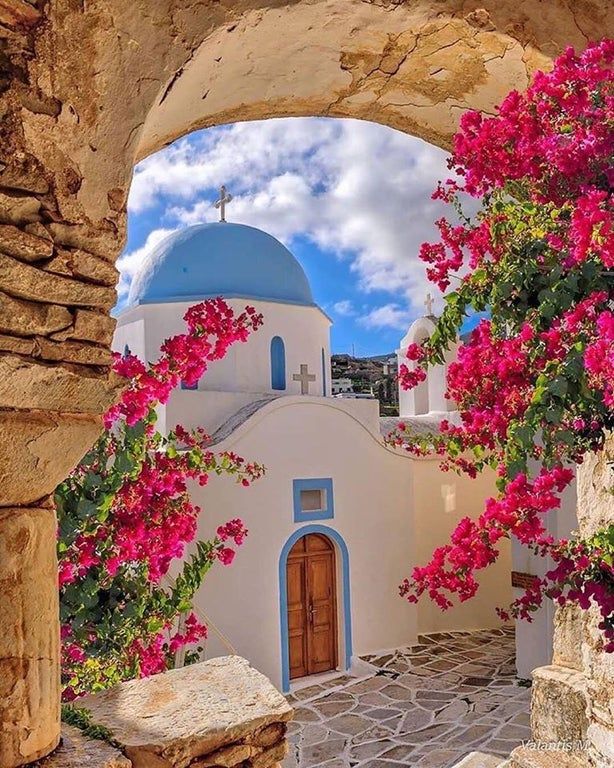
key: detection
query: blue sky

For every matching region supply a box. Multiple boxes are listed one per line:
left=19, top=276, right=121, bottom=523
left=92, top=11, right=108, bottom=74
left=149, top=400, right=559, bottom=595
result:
left=119, top=117, right=454, bottom=356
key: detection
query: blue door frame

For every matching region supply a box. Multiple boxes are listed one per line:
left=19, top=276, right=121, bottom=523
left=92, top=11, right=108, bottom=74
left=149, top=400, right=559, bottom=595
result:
left=278, top=524, right=353, bottom=692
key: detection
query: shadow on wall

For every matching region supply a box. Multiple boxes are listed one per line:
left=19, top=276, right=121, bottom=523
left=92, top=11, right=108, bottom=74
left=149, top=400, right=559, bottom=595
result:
left=413, top=460, right=512, bottom=634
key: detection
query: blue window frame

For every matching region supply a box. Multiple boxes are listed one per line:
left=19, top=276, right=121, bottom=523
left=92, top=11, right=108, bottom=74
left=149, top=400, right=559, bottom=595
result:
left=270, top=336, right=286, bottom=390
left=181, top=380, right=198, bottom=390
left=292, top=477, right=334, bottom=522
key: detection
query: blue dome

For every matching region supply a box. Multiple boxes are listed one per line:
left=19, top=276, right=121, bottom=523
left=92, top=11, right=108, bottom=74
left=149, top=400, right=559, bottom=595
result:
left=128, top=222, right=314, bottom=307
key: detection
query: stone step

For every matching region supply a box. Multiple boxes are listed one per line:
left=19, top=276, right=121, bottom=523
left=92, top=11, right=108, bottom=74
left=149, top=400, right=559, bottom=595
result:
left=33, top=725, right=130, bottom=767
left=508, top=745, right=591, bottom=768
left=450, top=752, right=509, bottom=768
left=530, top=665, right=589, bottom=743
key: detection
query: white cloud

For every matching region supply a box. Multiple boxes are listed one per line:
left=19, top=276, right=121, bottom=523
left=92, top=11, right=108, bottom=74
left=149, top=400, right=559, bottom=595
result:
left=359, top=303, right=412, bottom=331
left=116, top=228, right=176, bottom=301
left=332, top=299, right=356, bottom=317
left=123, top=117, right=452, bottom=314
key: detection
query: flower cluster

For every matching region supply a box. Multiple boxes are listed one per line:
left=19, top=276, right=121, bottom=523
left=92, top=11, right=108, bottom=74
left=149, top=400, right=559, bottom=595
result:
left=392, top=41, right=614, bottom=650
left=57, top=299, right=264, bottom=698
left=105, top=298, right=262, bottom=427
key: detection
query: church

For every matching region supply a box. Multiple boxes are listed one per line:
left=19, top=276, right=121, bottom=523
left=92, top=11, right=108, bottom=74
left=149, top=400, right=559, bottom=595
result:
left=113, top=202, right=513, bottom=693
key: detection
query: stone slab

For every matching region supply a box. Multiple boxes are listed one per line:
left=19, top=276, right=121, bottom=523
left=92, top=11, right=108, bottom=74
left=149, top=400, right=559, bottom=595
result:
left=80, top=656, right=294, bottom=768
left=450, top=752, right=507, bottom=768
left=33, top=725, right=131, bottom=767
left=508, top=746, right=590, bottom=768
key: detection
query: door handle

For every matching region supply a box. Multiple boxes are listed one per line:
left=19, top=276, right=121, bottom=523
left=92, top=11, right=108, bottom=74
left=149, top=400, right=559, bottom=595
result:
left=308, top=602, right=315, bottom=624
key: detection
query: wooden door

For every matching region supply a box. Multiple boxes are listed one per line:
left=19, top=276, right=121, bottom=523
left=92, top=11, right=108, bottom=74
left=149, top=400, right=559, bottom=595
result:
left=287, top=533, right=337, bottom=680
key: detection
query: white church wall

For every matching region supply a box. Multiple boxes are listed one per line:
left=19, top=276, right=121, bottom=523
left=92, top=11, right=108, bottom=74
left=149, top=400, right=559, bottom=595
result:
left=166, top=391, right=271, bottom=435
left=112, top=315, right=146, bottom=362
left=114, top=298, right=331, bottom=409
left=179, top=397, right=416, bottom=692
left=411, top=459, right=513, bottom=634
left=397, top=316, right=458, bottom=417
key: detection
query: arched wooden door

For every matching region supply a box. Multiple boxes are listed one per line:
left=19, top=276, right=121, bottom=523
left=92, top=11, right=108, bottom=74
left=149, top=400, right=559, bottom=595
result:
left=286, top=533, right=338, bottom=680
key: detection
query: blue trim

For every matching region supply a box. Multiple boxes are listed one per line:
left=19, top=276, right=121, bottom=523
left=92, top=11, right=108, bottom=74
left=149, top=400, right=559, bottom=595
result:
left=293, top=477, right=334, bottom=522
left=125, top=294, right=333, bottom=322
left=181, top=380, right=198, bottom=390
left=278, top=524, right=353, bottom=693
left=133, top=293, right=318, bottom=309
left=270, top=336, right=286, bottom=391
left=321, top=348, right=327, bottom=396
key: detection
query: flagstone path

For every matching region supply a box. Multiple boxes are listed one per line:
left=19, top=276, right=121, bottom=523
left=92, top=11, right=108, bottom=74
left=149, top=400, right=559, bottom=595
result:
left=283, top=627, right=530, bottom=768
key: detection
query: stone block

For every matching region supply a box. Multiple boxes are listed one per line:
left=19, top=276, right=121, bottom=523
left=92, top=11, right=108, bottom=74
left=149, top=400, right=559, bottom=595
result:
left=530, top=666, right=589, bottom=745
left=249, top=723, right=287, bottom=749
left=0, top=223, right=53, bottom=262
left=193, top=744, right=262, bottom=767
left=0, top=355, right=123, bottom=414
left=0, top=507, right=60, bottom=767
left=45, top=249, right=119, bottom=287
left=51, top=309, right=116, bottom=345
left=0, top=410, right=103, bottom=505
left=586, top=721, right=614, bottom=768
left=0, top=192, right=41, bottom=225
left=48, top=223, right=122, bottom=261
left=250, top=742, right=287, bottom=768
left=552, top=605, right=583, bottom=672
left=36, top=337, right=113, bottom=366
left=508, top=746, right=590, bottom=768
left=0, top=292, right=72, bottom=336
left=575, top=436, right=614, bottom=536
left=0, top=252, right=116, bottom=309
left=80, top=656, right=293, bottom=768
left=34, top=725, right=131, bottom=767
left=0, top=0, right=41, bottom=28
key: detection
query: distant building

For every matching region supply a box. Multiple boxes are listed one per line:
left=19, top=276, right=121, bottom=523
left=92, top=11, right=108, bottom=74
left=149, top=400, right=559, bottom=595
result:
left=382, top=356, right=398, bottom=376
left=331, top=377, right=353, bottom=395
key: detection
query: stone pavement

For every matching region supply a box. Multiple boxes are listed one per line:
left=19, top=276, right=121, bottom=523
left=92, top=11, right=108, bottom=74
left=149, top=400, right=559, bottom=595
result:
left=284, top=627, right=531, bottom=768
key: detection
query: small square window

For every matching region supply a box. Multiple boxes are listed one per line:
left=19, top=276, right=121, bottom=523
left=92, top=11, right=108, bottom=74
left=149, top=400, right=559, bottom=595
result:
left=293, top=478, right=334, bottom=522
left=300, top=488, right=326, bottom=512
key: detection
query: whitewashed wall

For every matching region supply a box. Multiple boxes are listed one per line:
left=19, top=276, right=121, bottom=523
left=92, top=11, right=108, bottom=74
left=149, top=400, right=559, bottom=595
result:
left=114, top=297, right=331, bottom=426
left=411, top=458, right=512, bottom=634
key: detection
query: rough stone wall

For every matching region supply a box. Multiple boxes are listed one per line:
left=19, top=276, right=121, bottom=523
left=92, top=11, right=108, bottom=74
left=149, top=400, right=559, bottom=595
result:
left=0, top=0, right=612, bottom=765
left=525, top=437, right=614, bottom=767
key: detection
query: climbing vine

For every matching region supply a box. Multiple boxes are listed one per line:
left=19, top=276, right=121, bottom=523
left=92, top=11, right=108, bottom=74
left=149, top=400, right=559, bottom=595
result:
left=57, top=298, right=264, bottom=698
left=389, top=41, right=614, bottom=650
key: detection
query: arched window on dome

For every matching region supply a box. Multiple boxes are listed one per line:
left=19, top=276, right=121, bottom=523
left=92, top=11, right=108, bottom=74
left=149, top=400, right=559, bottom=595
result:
left=270, top=336, right=286, bottom=391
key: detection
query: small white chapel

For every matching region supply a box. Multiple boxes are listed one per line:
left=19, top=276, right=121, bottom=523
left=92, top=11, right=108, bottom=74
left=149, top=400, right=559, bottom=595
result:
left=112, top=193, right=564, bottom=693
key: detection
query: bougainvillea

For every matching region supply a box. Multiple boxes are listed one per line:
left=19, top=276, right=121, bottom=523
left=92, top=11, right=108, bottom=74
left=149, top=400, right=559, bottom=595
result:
left=57, top=298, right=264, bottom=698
left=389, top=41, right=614, bottom=650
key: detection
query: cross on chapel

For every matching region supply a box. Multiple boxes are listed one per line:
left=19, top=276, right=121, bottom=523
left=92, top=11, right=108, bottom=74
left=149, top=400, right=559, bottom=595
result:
left=424, top=292, right=434, bottom=315
left=293, top=364, right=316, bottom=395
left=214, top=185, right=233, bottom=222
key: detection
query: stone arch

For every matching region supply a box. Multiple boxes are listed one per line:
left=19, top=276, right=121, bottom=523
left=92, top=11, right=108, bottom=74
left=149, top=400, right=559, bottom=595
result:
left=0, top=1, right=610, bottom=764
